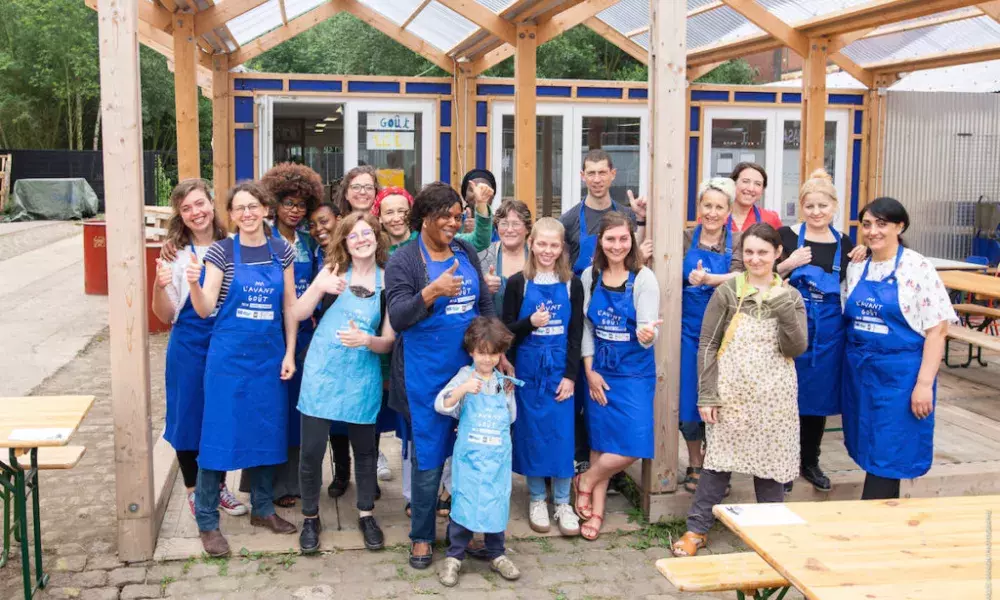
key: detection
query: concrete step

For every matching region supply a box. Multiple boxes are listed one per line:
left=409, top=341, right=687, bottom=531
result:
left=0, top=220, right=85, bottom=261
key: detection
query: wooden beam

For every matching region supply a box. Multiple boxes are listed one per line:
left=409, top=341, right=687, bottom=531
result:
left=231, top=0, right=341, bottom=66
left=96, top=0, right=156, bottom=562
left=625, top=24, right=648, bottom=38
left=173, top=12, right=201, bottom=180
left=584, top=17, right=648, bottom=64
left=867, top=42, right=1000, bottom=72
left=340, top=0, right=454, bottom=73
left=195, top=0, right=270, bottom=36
left=689, top=0, right=723, bottom=18
left=514, top=24, right=537, bottom=215
left=801, top=37, right=829, bottom=182
left=437, top=0, right=516, bottom=45
left=469, top=44, right=514, bottom=74
left=451, top=64, right=477, bottom=191
left=644, top=0, right=685, bottom=503
left=977, top=0, right=1000, bottom=21
left=687, top=60, right=724, bottom=81
left=830, top=53, right=875, bottom=87
left=212, top=54, right=232, bottom=228
left=535, top=0, right=621, bottom=43
left=278, top=0, right=288, bottom=25
left=400, top=0, right=432, bottom=30
left=139, top=0, right=173, bottom=31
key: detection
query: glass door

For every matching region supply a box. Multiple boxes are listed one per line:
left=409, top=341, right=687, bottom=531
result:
left=571, top=105, right=648, bottom=211
left=345, top=99, right=436, bottom=197
left=776, top=111, right=848, bottom=228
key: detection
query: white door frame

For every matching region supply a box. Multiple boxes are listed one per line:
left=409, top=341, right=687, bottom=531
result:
left=255, top=95, right=274, bottom=177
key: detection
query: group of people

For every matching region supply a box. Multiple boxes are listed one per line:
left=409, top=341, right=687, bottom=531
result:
left=154, top=146, right=955, bottom=583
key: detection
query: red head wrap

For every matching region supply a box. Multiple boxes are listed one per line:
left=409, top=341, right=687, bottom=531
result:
left=372, top=187, right=414, bottom=216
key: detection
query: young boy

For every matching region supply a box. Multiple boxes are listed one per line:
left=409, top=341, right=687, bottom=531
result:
left=434, top=316, right=522, bottom=587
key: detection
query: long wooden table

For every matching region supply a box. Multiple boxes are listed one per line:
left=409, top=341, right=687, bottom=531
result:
left=714, top=496, right=1000, bottom=599
left=928, top=257, right=990, bottom=271
left=0, top=396, right=94, bottom=599
left=939, top=270, right=1000, bottom=299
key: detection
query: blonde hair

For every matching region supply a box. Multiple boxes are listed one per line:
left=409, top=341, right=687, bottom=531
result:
left=524, top=217, right=573, bottom=282
left=697, top=177, right=736, bottom=206
left=799, top=168, right=838, bottom=205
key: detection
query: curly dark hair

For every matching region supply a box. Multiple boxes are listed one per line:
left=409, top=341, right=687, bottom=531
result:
left=260, top=162, right=324, bottom=215
left=410, top=182, right=463, bottom=233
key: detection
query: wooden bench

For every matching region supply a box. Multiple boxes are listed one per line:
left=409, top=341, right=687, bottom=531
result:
left=945, top=323, right=1000, bottom=368
left=655, top=552, right=791, bottom=600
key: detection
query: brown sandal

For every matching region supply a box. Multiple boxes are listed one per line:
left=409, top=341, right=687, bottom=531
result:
left=572, top=474, right=594, bottom=520
left=580, top=514, right=603, bottom=541
left=671, top=531, right=707, bottom=557
left=682, top=467, right=702, bottom=493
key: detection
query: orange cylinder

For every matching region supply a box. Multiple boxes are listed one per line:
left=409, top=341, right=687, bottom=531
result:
left=82, top=220, right=109, bottom=295
left=145, top=242, right=171, bottom=334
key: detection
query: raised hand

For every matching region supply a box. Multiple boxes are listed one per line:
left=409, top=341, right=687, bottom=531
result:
left=159, top=239, right=178, bottom=263
left=637, top=319, right=663, bottom=345
left=316, top=263, right=347, bottom=295
left=688, top=259, right=708, bottom=286
left=639, top=238, right=653, bottom=265
left=473, top=181, right=495, bottom=207
left=184, top=252, right=201, bottom=285
left=155, top=258, right=173, bottom=289
left=432, top=259, right=463, bottom=298
left=485, top=264, right=502, bottom=294
left=337, top=319, right=370, bottom=348
left=628, top=190, right=647, bottom=220
left=463, top=377, right=484, bottom=395
left=529, top=303, right=551, bottom=328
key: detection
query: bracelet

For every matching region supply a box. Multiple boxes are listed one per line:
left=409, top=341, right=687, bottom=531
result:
left=636, top=220, right=647, bottom=226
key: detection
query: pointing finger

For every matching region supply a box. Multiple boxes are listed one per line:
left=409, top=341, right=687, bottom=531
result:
left=627, top=189, right=635, bottom=203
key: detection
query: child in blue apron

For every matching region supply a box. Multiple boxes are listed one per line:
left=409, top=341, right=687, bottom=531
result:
left=501, top=217, right=584, bottom=537
left=152, top=179, right=249, bottom=518
left=679, top=178, right=742, bottom=494
left=576, top=212, right=660, bottom=542
left=187, top=181, right=300, bottom=557
left=434, top=317, right=523, bottom=588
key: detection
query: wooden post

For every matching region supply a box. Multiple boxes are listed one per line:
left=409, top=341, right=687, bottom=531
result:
left=801, top=37, right=830, bottom=181
left=211, top=54, right=231, bottom=230
left=173, top=12, right=201, bottom=180
left=643, top=0, right=686, bottom=514
left=514, top=23, right=537, bottom=215
left=96, top=0, right=157, bottom=561
left=452, top=65, right=477, bottom=190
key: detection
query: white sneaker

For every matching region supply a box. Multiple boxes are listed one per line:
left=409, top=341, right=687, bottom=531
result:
left=528, top=499, right=550, bottom=533
left=554, top=503, right=581, bottom=536
left=376, top=450, right=393, bottom=481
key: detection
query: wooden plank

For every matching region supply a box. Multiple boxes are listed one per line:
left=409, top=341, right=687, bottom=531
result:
left=513, top=23, right=537, bottom=215
left=801, top=37, right=829, bottom=181
left=0, top=396, right=95, bottom=449
left=584, top=17, right=648, bottom=65
left=212, top=54, right=232, bottom=228
left=231, top=0, right=342, bottom=65
left=722, top=0, right=809, bottom=56
left=339, top=0, right=454, bottom=73
left=940, top=270, right=1000, bottom=298
left=868, top=42, right=1000, bottom=73
left=687, top=61, right=724, bottom=81
left=96, top=0, right=157, bottom=562
left=173, top=12, right=201, bottom=180
left=451, top=65, right=476, bottom=190
left=139, top=0, right=173, bottom=31
left=36, top=446, right=87, bottom=469
left=644, top=0, right=685, bottom=501
left=536, top=0, right=621, bottom=44
left=278, top=0, right=288, bottom=25
left=400, top=0, right=432, bottom=30
left=437, top=0, right=516, bottom=45
left=194, top=0, right=270, bottom=36
left=980, top=0, right=1000, bottom=21
left=946, top=324, right=1000, bottom=352
left=655, top=553, right=789, bottom=592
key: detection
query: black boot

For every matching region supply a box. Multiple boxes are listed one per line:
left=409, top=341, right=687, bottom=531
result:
left=801, top=464, right=831, bottom=492
left=359, top=515, right=384, bottom=551
left=299, top=517, right=322, bottom=554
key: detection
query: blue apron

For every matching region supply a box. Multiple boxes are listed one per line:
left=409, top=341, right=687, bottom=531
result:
left=842, top=246, right=934, bottom=480
left=585, top=271, right=656, bottom=459
left=790, top=225, right=844, bottom=417
left=199, top=234, right=288, bottom=471
left=280, top=230, right=318, bottom=446
left=451, top=371, right=523, bottom=534
left=679, top=226, right=732, bottom=424
left=727, top=205, right=762, bottom=232
left=298, top=267, right=384, bottom=424
left=402, top=236, right=481, bottom=470
left=492, top=244, right=527, bottom=312
left=512, top=279, right=575, bottom=478
left=572, top=200, right=619, bottom=276
left=164, top=244, right=215, bottom=451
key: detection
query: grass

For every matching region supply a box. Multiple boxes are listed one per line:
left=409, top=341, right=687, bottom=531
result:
left=201, top=553, right=229, bottom=576
left=159, top=576, right=174, bottom=594
left=181, top=557, right=196, bottom=575
left=624, top=510, right=687, bottom=551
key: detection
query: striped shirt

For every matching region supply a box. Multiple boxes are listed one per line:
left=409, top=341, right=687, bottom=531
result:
left=204, top=236, right=295, bottom=308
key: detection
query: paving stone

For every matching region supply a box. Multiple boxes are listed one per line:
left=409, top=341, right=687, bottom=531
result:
left=53, top=555, right=89, bottom=572
left=67, top=570, right=110, bottom=588
left=120, top=584, right=164, bottom=599
left=87, top=555, right=124, bottom=570
left=79, top=588, right=120, bottom=600
left=45, top=588, right=83, bottom=599
left=291, top=584, right=336, bottom=599
left=108, top=567, right=147, bottom=586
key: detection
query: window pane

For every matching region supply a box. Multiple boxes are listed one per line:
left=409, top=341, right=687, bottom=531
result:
left=358, top=111, right=423, bottom=197
left=781, top=120, right=838, bottom=225
left=272, top=104, right=345, bottom=203
left=500, top=114, right=565, bottom=218
left=579, top=116, right=641, bottom=207
left=708, top=118, right=767, bottom=179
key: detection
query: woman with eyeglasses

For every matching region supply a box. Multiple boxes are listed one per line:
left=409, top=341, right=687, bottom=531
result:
left=728, top=162, right=782, bottom=232
left=336, top=165, right=381, bottom=214
left=187, top=182, right=300, bottom=557
left=480, top=200, right=532, bottom=314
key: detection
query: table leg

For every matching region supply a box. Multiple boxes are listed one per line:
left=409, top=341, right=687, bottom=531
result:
left=7, top=449, right=47, bottom=599
left=14, top=457, right=31, bottom=600
left=0, top=467, right=10, bottom=568
left=28, top=450, right=46, bottom=589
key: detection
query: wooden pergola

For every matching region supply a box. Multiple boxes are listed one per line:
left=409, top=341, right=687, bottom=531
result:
left=93, top=0, right=1000, bottom=561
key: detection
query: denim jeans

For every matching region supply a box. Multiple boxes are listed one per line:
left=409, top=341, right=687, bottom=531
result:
left=446, top=519, right=505, bottom=560
left=409, top=453, right=445, bottom=544
left=195, top=466, right=275, bottom=532
left=526, top=476, right=571, bottom=505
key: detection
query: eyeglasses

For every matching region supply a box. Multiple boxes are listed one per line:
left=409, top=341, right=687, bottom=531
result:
left=280, top=199, right=308, bottom=211
left=347, top=229, right=376, bottom=242
left=231, top=203, right=263, bottom=215
left=382, top=208, right=409, bottom=219
left=349, top=184, right=376, bottom=194
left=497, top=220, right=524, bottom=231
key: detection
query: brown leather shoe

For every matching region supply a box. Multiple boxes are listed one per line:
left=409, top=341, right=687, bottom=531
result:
left=250, top=513, right=297, bottom=534
left=199, top=529, right=231, bottom=557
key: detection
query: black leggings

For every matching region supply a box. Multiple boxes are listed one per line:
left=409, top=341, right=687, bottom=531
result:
left=861, top=472, right=900, bottom=500
left=177, top=450, right=199, bottom=489
left=329, top=431, right=382, bottom=480
left=800, top=415, right=826, bottom=468
left=302, top=415, right=377, bottom=516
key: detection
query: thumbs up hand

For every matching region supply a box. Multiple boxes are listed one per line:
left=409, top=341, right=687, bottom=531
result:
left=337, top=318, right=371, bottom=348
left=316, top=263, right=347, bottom=295
left=636, top=318, right=663, bottom=345
left=184, top=252, right=202, bottom=285
left=529, top=303, right=551, bottom=328
left=688, top=259, right=709, bottom=286
left=484, top=264, right=502, bottom=294
left=155, top=258, right=173, bottom=289
left=431, top=258, right=464, bottom=298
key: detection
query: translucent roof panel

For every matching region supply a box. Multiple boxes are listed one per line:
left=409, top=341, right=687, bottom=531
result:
left=843, top=17, right=1000, bottom=66
left=757, top=0, right=873, bottom=25
left=687, top=5, right=760, bottom=50
left=406, top=1, right=479, bottom=51
left=284, top=0, right=329, bottom=21
left=227, top=0, right=283, bottom=46
left=359, top=0, right=425, bottom=26
left=596, top=0, right=649, bottom=40
left=475, top=0, right=510, bottom=12
left=633, top=32, right=650, bottom=51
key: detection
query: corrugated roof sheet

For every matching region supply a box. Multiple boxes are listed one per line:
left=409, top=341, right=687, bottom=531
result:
left=405, top=0, right=479, bottom=51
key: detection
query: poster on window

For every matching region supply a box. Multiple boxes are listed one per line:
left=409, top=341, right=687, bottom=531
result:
left=365, top=112, right=415, bottom=150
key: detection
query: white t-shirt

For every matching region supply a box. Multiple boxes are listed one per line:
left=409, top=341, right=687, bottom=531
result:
left=844, top=247, right=958, bottom=336
left=164, top=244, right=212, bottom=323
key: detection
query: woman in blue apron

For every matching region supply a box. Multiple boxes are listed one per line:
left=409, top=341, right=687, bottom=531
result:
left=434, top=317, right=523, bottom=587
left=679, top=178, right=742, bottom=494
left=252, top=162, right=322, bottom=507
left=480, top=200, right=531, bottom=310
left=291, top=212, right=396, bottom=553
left=384, top=182, right=503, bottom=570
left=843, top=197, right=955, bottom=500
left=776, top=170, right=856, bottom=493
left=502, top=217, right=584, bottom=537
left=152, top=179, right=248, bottom=518
left=187, top=181, right=300, bottom=557
left=575, top=212, right=660, bottom=541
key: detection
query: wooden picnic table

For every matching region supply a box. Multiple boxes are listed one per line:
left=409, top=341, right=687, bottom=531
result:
left=0, top=395, right=94, bottom=599
left=927, top=256, right=989, bottom=271
left=713, top=496, right=1000, bottom=599
left=939, top=270, right=1000, bottom=299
